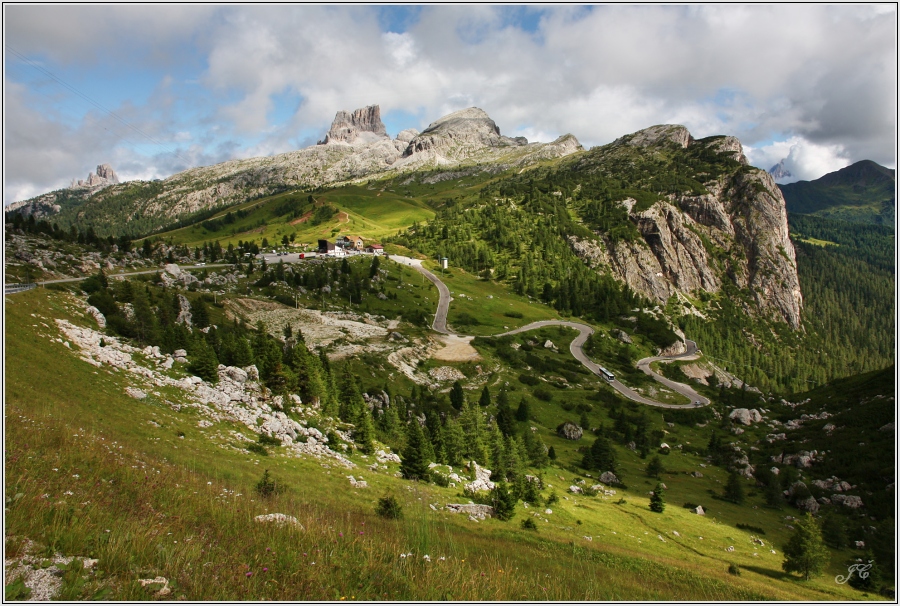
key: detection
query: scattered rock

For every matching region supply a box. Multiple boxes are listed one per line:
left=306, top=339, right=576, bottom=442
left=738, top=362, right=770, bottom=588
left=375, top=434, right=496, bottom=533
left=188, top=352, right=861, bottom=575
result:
left=254, top=513, right=303, bottom=527
left=557, top=421, right=583, bottom=441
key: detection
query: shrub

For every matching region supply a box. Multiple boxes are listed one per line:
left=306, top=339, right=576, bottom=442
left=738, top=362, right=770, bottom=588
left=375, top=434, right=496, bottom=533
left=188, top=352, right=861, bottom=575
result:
left=254, top=469, right=282, bottom=497
left=728, top=563, right=741, bottom=576
left=736, top=523, right=766, bottom=535
left=534, top=388, right=553, bottom=402
left=520, top=518, right=538, bottom=531
left=504, top=311, right=524, bottom=319
left=258, top=433, right=282, bottom=447
left=518, top=374, right=540, bottom=386
left=375, top=495, right=403, bottom=519
left=247, top=442, right=268, bottom=456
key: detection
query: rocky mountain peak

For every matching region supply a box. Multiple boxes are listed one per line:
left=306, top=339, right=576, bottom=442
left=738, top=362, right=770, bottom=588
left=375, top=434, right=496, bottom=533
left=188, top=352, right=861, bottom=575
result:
left=620, top=124, right=693, bottom=149
left=768, top=159, right=792, bottom=180
left=401, top=107, right=528, bottom=162
left=70, top=164, right=119, bottom=189
left=319, top=105, right=389, bottom=145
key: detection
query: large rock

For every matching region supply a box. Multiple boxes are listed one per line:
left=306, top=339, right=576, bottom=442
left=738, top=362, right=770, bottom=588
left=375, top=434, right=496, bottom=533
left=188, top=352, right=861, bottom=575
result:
left=796, top=496, right=819, bottom=514
left=729, top=408, right=763, bottom=425
left=319, top=105, right=389, bottom=146
left=831, top=494, right=864, bottom=509
left=557, top=421, right=583, bottom=441
left=599, top=471, right=619, bottom=485
left=446, top=503, right=493, bottom=519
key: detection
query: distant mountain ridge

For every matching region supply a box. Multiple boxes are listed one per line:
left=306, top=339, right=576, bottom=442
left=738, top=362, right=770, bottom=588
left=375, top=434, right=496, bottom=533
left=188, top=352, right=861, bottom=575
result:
left=4, top=105, right=582, bottom=237
left=778, top=160, right=895, bottom=227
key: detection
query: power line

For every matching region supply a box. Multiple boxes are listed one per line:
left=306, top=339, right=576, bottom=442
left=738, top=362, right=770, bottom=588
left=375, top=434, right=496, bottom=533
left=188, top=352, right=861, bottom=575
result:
left=5, top=44, right=192, bottom=166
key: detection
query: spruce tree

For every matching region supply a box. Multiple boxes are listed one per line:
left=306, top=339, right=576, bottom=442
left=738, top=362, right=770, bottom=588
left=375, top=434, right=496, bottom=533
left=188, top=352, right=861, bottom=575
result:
left=548, top=446, right=557, bottom=461
left=496, top=395, right=515, bottom=437
left=190, top=297, right=210, bottom=329
left=782, top=512, right=829, bottom=580
left=649, top=483, right=665, bottom=513
left=646, top=455, right=664, bottom=479
left=188, top=338, right=219, bottom=384
left=821, top=514, right=847, bottom=549
left=490, top=482, right=517, bottom=521
left=847, top=550, right=882, bottom=592
left=353, top=406, right=376, bottom=455
left=523, top=429, right=549, bottom=468
left=479, top=385, right=492, bottom=408
left=400, top=420, right=430, bottom=481
left=515, top=397, right=530, bottom=422
left=449, top=380, right=465, bottom=410
left=724, top=470, right=745, bottom=504
left=443, top=416, right=467, bottom=466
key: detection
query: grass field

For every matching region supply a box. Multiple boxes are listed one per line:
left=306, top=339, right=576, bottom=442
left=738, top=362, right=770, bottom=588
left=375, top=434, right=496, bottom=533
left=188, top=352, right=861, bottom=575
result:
left=3, top=286, right=880, bottom=601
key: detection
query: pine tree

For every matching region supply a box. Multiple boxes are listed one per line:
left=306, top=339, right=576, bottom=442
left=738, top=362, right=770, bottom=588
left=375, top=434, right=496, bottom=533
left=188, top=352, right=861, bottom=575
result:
left=821, top=514, right=847, bottom=549
left=190, top=297, right=210, bottom=329
left=646, top=455, right=664, bottom=479
left=522, top=429, right=549, bottom=468
left=847, top=550, right=882, bottom=592
left=515, top=397, right=530, bottom=422
left=449, top=380, right=465, bottom=410
left=188, top=337, right=219, bottom=383
left=354, top=406, right=376, bottom=455
left=443, top=416, right=467, bottom=466
left=649, top=483, right=665, bottom=513
left=548, top=446, right=557, bottom=461
left=479, top=385, right=492, bottom=408
left=400, top=420, right=430, bottom=481
left=724, top=470, right=745, bottom=504
left=496, top=394, right=515, bottom=437
left=488, top=422, right=506, bottom=474
left=490, top=482, right=517, bottom=521
left=782, top=513, right=829, bottom=580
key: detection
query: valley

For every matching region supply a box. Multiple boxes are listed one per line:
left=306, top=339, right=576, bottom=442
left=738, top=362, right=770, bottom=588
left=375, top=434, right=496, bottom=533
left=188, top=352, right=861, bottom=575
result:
left=4, top=105, right=894, bottom=602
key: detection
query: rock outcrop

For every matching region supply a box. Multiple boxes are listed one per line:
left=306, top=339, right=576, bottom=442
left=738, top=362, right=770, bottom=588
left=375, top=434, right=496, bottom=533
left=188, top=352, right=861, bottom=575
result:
left=71, top=164, right=119, bottom=189
left=319, top=105, right=389, bottom=146
left=557, top=421, right=583, bottom=441
left=568, top=126, right=803, bottom=328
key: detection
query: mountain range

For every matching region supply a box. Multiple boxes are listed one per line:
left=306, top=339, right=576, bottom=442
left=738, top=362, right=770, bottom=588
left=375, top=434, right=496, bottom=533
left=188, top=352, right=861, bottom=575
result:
left=778, top=160, right=895, bottom=227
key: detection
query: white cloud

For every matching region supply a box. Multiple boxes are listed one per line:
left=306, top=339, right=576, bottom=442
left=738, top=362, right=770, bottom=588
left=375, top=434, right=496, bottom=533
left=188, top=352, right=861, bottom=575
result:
left=745, top=137, right=852, bottom=183
left=3, top=5, right=895, bottom=205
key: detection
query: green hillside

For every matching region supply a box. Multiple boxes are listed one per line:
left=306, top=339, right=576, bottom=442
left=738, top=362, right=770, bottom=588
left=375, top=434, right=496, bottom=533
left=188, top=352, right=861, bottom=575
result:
left=5, top=282, right=886, bottom=601
left=778, top=160, right=896, bottom=227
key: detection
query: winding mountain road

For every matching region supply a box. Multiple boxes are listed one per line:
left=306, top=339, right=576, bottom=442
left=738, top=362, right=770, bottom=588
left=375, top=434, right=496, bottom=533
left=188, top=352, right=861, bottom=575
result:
left=389, top=254, right=709, bottom=409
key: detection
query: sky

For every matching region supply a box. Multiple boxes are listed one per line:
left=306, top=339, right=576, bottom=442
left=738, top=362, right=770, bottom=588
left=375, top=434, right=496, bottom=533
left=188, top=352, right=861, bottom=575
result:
left=4, top=4, right=897, bottom=204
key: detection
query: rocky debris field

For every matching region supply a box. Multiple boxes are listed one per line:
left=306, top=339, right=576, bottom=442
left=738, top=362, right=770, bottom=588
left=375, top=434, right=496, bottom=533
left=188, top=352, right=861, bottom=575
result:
left=50, top=299, right=379, bottom=469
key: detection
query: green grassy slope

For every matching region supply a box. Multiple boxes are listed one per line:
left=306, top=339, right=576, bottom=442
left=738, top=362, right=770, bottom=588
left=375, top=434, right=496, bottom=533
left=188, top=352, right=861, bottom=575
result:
left=4, top=287, right=880, bottom=601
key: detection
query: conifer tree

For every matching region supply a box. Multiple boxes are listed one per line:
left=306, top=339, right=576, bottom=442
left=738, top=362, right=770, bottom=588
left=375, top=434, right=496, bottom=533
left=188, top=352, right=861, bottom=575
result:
left=821, top=514, right=847, bottom=549
left=190, top=297, right=211, bottom=329
left=488, top=422, right=506, bottom=473
left=782, top=513, right=829, bottom=580
left=847, top=550, right=882, bottom=592
left=515, top=397, right=530, bottom=422
left=649, top=483, right=665, bottom=513
left=442, top=416, right=467, bottom=466
left=523, top=429, right=549, bottom=468
left=188, top=337, right=219, bottom=384
left=646, top=455, right=664, bottom=479
left=548, top=446, right=557, bottom=461
left=400, top=420, right=430, bottom=481
left=449, top=380, right=465, bottom=410
left=724, top=470, right=745, bottom=504
left=353, top=406, right=376, bottom=455
left=490, top=482, right=517, bottom=521
left=479, top=385, right=492, bottom=408
left=496, top=393, right=516, bottom=437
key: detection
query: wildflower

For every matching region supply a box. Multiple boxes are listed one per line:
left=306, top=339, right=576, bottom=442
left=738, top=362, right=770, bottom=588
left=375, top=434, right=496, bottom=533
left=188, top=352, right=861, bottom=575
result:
left=400, top=554, right=408, bottom=559
left=246, top=572, right=253, bottom=577
left=266, top=547, right=271, bottom=552
left=340, top=597, right=346, bottom=601
left=423, top=555, right=431, bottom=562
left=263, top=568, right=268, bottom=572
left=359, top=531, right=364, bottom=535
left=439, top=557, right=446, bottom=561
left=207, top=482, right=212, bottom=485
left=73, top=474, right=80, bottom=478
left=339, top=532, right=343, bottom=537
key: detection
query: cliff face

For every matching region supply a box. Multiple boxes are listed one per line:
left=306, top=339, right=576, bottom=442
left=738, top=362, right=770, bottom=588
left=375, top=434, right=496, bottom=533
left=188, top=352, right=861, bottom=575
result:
left=318, top=105, right=389, bottom=145
left=569, top=126, right=803, bottom=328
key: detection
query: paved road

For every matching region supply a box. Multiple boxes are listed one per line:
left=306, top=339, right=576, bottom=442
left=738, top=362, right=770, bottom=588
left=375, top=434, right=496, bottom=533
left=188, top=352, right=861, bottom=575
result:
left=394, top=256, right=708, bottom=409
left=388, top=255, right=451, bottom=334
